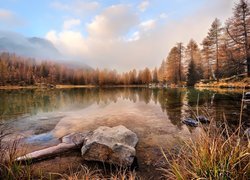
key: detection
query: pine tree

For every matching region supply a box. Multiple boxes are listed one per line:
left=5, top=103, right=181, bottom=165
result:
left=185, top=39, right=203, bottom=80
left=187, top=60, right=199, bottom=86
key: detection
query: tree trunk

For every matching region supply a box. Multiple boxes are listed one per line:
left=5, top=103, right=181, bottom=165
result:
left=247, top=55, right=250, bottom=77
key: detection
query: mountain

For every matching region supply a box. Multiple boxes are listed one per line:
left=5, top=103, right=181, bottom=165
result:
left=0, top=31, right=61, bottom=59
left=0, top=31, right=91, bottom=69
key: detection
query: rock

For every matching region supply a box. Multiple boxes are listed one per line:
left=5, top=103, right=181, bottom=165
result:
left=196, top=115, right=210, bottom=124
left=81, top=125, right=138, bottom=167
left=62, top=132, right=87, bottom=144
left=244, top=92, right=250, bottom=101
left=182, top=118, right=199, bottom=127
left=16, top=132, right=88, bottom=162
left=244, top=128, right=250, bottom=139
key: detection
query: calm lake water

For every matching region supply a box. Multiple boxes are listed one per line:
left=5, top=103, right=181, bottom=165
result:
left=0, top=87, right=249, bottom=177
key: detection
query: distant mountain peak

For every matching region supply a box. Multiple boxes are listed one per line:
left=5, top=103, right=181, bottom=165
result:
left=0, top=31, right=91, bottom=70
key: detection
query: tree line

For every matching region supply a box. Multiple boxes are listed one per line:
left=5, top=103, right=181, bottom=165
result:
left=0, top=0, right=249, bottom=87
left=158, top=0, right=250, bottom=86
left=0, top=52, right=153, bottom=86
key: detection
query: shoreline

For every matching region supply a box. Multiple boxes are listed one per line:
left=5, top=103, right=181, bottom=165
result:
left=195, top=82, right=250, bottom=89
left=0, top=80, right=249, bottom=90
left=0, top=84, right=148, bottom=90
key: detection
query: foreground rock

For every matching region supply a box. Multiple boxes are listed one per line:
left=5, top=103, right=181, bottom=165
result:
left=16, top=132, right=88, bottom=162
left=81, top=125, right=138, bottom=167
left=244, top=92, right=250, bottom=101
left=182, top=118, right=199, bottom=127
left=196, top=115, right=210, bottom=124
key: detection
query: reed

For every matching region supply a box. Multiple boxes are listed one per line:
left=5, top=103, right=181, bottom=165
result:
left=161, top=90, right=250, bottom=180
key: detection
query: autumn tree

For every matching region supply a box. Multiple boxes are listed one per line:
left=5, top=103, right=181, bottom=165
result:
left=226, top=0, right=250, bottom=76
left=152, top=67, right=158, bottom=83
left=185, top=39, right=203, bottom=80
left=177, top=42, right=184, bottom=82
left=141, top=68, right=152, bottom=84
left=158, top=59, right=167, bottom=83
left=166, top=45, right=184, bottom=84
left=207, top=18, right=223, bottom=80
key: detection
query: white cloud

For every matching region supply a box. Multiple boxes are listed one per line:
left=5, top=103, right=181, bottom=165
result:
left=87, top=4, right=138, bottom=39
left=138, top=1, right=149, bottom=12
left=140, top=19, right=156, bottom=31
left=126, top=19, right=156, bottom=41
left=46, top=30, right=87, bottom=56
left=45, top=0, right=237, bottom=71
left=63, top=18, right=81, bottom=30
left=51, top=0, right=100, bottom=15
left=127, top=31, right=140, bottom=42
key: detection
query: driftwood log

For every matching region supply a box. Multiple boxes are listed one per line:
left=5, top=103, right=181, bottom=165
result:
left=16, top=132, right=88, bottom=163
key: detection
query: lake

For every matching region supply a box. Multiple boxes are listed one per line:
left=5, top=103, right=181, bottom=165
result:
left=0, top=87, right=249, bottom=178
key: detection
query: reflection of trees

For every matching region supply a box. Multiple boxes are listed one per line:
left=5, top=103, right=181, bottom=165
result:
left=186, top=88, right=215, bottom=116
left=186, top=88, right=212, bottom=107
left=156, top=88, right=185, bottom=127
left=212, top=93, right=242, bottom=127
left=0, top=88, right=246, bottom=129
left=152, top=89, right=159, bottom=104
left=137, top=88, right=152, bottom=104
left=186, top=89, right=246, bottom=128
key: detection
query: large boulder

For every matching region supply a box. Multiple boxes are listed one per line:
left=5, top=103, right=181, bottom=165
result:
left=81, top=125, right=138, bottom=166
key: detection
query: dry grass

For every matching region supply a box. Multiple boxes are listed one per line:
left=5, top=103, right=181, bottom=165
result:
left=161, top=92, right=250, bottom=180
left=161, top=124, right=250, bottom=179
left=0, top=123, right=33, bottom=180
left=47, top=165, right=139, bottom=180
left=196, top=77, right=250, bottom=89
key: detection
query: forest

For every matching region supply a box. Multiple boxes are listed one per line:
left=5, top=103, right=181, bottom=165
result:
left=0, top=0, right=249, bottom=87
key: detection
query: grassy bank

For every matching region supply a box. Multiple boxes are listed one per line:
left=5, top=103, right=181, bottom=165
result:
left=161, top=124, right=250, bottom=179
left=196, top=77, right=250, bottom=89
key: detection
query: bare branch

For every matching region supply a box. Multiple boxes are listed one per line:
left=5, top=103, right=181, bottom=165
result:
left=226, top=24, right=244, bottom=45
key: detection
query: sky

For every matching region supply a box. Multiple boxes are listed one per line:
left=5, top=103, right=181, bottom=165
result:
left=0, top=0, right=237, bottom=71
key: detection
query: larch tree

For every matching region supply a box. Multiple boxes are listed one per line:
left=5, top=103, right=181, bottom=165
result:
left=158, top=59, right=167, bottom=83
left=185, top=39, right=203, bottom=80
left=226, top=0, right=250, bottom=76
left=141, top=68, right=152, bottom=84
left=177, top=42, right=184, bottom=82
left=166, top=46, right=184, bottom=84
left=152, top=67, right=158, bottom=83
left=207, top=18, right=223, bottom=80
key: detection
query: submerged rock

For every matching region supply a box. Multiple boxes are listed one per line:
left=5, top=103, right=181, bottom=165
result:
left=16, top=132, right=88, bottom=162
left=244, top=92, right=250, bottom=102
left=182, top=118, right=199, bottom=127
left=196, top=115, right=210, bottom=124
left=81, top=125, right=138, bottom=167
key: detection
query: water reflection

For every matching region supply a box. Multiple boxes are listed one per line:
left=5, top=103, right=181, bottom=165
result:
left=0, top=88, right=248, bottom=128
left=1, top=88, right=248, bottom=178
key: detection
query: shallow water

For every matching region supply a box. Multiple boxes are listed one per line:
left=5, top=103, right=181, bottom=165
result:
left=0, top=87, right=249, bottom=178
